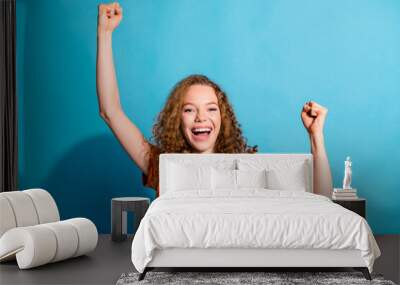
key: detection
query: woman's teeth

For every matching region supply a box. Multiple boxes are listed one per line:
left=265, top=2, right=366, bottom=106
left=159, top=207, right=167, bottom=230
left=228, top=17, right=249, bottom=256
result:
left=191, top=128, right=212, bottom=142
left=192, top=128, right=212, bottom=135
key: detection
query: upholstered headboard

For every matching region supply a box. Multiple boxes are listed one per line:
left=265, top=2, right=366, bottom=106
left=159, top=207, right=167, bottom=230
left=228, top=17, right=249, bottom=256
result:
left=159, top=153, right=313, bottom=196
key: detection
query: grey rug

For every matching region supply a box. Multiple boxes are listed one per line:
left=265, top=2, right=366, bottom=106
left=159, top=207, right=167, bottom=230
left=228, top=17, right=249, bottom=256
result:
left=116, top=271, right=396, bottom=285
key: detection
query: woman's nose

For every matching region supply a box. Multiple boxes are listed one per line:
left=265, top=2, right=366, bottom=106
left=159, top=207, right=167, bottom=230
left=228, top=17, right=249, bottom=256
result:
left=195, top=110, right=207, bottom=122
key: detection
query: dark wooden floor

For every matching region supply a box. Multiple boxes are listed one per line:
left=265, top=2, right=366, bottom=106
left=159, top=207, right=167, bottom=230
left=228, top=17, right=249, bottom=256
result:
left=374, top=235, right=400, bottom=284
left=0, top=235, right=134, bottom=285
left=0, top=235, right=398, bottom=285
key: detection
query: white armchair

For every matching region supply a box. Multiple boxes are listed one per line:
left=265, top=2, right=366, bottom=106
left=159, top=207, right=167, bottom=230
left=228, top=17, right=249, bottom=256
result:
left=0, top=188, right=98, bottom=269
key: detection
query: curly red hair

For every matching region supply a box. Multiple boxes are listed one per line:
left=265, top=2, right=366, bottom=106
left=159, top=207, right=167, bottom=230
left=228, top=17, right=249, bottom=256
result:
left=151, top=74, right=257, bottom=154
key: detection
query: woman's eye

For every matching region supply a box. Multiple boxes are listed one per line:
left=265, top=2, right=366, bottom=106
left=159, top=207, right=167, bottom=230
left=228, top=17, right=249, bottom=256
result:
left=208, top=108, right=218, bottom=111
left=184, top=109, right=193, bottom=113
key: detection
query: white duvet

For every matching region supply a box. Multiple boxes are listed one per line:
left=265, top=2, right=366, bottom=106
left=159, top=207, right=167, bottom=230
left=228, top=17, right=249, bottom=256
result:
left=131, top=189, right=380, bottom=273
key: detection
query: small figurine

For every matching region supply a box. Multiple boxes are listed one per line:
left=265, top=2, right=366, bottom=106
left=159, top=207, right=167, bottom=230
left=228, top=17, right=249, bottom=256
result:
left=342, top=156, right=352, bottom=189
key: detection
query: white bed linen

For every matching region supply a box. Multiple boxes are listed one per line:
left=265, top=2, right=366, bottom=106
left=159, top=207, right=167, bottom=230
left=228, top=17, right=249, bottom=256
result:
left=131, top=189, right=380, bottom=273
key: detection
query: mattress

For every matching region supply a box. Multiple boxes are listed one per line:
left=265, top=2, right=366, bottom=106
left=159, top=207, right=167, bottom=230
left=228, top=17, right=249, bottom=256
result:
left=131, top=189, right=381, bottom=273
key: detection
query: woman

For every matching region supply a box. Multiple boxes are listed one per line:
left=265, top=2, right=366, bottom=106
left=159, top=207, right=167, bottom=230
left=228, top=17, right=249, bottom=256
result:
left=96, top=2, right=333, bottom=198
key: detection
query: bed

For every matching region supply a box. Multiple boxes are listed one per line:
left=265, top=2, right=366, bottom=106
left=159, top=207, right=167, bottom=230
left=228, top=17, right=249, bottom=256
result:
left=131, top=153, right=381, bottom=281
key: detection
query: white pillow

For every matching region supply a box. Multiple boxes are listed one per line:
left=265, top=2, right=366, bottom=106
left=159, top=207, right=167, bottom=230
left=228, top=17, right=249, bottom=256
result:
left=238, top=159, right=308, bottom=192
left=211, top=168, right=268, bottom=190
left=236, top=169, right=267, bottom=188
left=167, top=162, right=212, bottom=191
left=265, top=168, right=307, bottom=191
left=212, top=168, right=236, bottom=190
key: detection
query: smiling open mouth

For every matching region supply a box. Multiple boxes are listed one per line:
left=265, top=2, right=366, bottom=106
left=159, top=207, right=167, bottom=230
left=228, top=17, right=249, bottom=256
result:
left=191, top=127, right=212, bottom=140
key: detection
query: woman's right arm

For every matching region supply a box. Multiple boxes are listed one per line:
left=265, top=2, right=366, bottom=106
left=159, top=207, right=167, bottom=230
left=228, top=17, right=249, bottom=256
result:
left=96, top=2, right=150, bottom=174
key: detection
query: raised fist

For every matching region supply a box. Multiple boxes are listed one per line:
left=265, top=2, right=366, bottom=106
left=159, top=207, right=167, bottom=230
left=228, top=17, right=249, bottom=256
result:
left=98, top=2, right=123, bottom=33
left=301, top=101, right=328, bottom=136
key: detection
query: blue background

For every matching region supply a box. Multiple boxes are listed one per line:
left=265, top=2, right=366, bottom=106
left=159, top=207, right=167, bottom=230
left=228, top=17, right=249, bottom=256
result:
left=16, top=0, right=400, bottom=234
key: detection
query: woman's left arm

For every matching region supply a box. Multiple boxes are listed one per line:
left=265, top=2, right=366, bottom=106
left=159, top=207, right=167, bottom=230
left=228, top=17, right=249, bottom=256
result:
left=301, top=101, right=333, bottom=198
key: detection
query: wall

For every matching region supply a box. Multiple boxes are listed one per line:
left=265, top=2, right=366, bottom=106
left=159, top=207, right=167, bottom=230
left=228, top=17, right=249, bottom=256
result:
left=17, top=0, right=400, bottom=234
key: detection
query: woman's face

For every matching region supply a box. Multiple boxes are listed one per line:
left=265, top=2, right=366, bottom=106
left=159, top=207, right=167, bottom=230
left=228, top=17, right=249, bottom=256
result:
left=181, top=84, right=221, bottom=153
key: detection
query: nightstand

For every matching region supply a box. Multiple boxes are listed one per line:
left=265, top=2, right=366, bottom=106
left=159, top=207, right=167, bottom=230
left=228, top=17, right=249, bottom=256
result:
left=111, top=197, right=150, bottom=241
left=332, top=198, right=366, bottom=219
